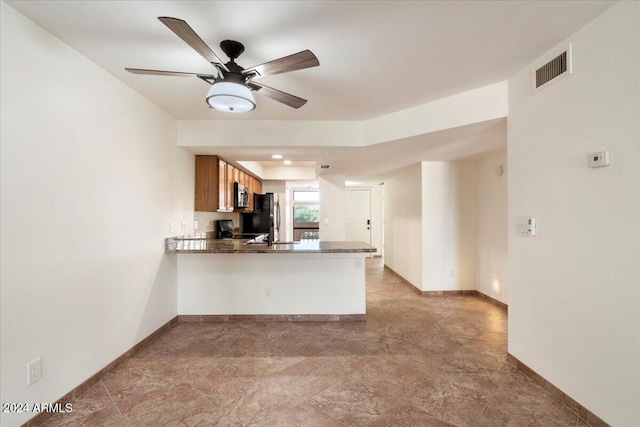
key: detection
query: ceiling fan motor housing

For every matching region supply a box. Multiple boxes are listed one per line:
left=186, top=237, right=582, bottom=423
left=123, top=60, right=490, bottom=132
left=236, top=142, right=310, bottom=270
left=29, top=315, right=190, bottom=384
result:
left=220, top=40, right=245, bottom=60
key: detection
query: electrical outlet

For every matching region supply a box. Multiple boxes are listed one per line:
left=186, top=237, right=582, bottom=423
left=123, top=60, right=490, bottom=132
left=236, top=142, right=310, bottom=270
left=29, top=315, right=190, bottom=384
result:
left=181, top=220, right=186, bottom=231
left=265, top=288, right=272, bottom=299
left=194, top=220, right=199, bottom=230
left=355, top=259, right=363, bottom=270
left=27, top=358, right=42, bottom=386
left=169, top=222, right=174, bottom=233
left=449, top=269, right=455, bottom=278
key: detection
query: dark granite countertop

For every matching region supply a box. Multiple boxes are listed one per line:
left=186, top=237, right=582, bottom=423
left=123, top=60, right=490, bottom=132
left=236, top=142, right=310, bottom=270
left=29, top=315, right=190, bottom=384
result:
left=165, top=233, right=376, bottom=254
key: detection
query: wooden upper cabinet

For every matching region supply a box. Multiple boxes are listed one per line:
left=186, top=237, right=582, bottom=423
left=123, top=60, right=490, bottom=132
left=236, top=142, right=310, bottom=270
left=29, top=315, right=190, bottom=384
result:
left=227, top=164, right=235, bottom=210
left=195, top=155, right=219, bottom=212
left=248, top=176, right=263, bottom=211
left=194, top=155, right=262, bottom=212
left=248, top=176, right=254, bottom=211
left=218, top=159, right=227, bottom=211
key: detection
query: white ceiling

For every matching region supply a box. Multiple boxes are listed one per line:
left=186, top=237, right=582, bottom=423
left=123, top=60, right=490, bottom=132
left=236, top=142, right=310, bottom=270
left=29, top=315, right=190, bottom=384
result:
left=7, top=1, right=615, bottom=181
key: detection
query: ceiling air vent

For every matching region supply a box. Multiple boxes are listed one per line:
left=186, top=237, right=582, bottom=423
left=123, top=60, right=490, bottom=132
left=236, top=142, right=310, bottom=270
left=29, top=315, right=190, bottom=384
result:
left=533, top=43, right=572, bottom=92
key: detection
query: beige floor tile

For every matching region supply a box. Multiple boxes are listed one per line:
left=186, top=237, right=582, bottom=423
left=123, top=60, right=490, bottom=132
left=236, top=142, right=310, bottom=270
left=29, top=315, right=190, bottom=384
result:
left=116, top=382, right=224, bottom=426
left=102, top=357, right=183, bottom=403
left=308, top=376, right=397, bottom=427
left=369, top=403, right=456, bottom=427
left=39, top=382, right=114, bottom=426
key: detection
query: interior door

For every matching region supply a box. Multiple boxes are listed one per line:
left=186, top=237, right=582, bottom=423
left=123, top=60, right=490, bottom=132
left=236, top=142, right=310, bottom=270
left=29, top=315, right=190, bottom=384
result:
left=346, top=189, right=372, bottom=256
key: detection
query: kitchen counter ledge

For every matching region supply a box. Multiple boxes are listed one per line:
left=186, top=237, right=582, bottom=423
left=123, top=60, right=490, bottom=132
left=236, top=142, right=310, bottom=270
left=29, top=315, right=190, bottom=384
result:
left=166, top=233, right=375, bottom=254
left=169, top=233, right=371, bottom=317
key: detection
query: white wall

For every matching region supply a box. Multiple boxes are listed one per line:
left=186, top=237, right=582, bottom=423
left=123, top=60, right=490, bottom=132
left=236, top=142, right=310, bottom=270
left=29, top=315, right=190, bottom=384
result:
left=0, top=4, right=193, bottom=426
left=193, top=211, right=238, bottom=232
left=370, top=186, right=384, bottom=256
left=475, top=150, right=508, bottom=303
left=261, top=165, right=316, bottom=181
left=178, top=120, right=364, bottom=148
left=383, top=164, right=423, bottom=288
left=421, top=162, right=477, bottom=292
left=319, top=175, right=347, bottom=240
left=177, top=253, right=366, bottom=315
left=236, top=160, right=264, bottom=178
left=508, top=2, right=640, bottom=425
left=385, top=160, right=498, bottom=294
left=365, top=81, right=508, bottom=145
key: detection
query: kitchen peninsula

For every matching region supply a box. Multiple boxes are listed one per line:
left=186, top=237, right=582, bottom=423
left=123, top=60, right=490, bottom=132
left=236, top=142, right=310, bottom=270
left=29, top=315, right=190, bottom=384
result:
left=167, top=234, right=375, bottom=320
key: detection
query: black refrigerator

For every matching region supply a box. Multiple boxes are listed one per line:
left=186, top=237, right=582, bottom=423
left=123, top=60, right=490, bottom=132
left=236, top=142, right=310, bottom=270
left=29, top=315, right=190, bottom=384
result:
left=239, top=193, right=280, bottom=245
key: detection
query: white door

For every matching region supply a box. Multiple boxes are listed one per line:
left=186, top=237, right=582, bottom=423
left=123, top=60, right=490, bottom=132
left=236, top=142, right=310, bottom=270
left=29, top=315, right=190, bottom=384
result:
left=346, top=190, right=372, bottom=255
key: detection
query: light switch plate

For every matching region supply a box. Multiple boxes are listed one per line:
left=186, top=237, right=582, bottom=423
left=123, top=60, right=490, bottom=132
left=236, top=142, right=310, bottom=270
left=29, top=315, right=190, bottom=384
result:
left=27, top=358, right=42, bottom=385
left=517, top=217, right=537, bottom=237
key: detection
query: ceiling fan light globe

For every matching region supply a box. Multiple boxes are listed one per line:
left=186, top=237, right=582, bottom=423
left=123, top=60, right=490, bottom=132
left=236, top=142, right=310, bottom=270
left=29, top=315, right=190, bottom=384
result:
left=206, top=81, right=255, bottom=112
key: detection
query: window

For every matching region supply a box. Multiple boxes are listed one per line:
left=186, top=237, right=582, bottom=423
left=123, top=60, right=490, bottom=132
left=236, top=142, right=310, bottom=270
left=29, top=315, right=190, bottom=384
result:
left=293, top=205, right=319, bottom=223
left=293, top=191, right=319, bottom=203
left=292, top=190, right=319, bottom=241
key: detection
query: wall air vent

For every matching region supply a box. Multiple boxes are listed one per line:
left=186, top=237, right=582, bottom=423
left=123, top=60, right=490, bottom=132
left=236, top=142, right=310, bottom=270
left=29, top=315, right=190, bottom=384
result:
left=532, top=43, right=572, bottom=92
left=536, top=51, right=567, bottom=88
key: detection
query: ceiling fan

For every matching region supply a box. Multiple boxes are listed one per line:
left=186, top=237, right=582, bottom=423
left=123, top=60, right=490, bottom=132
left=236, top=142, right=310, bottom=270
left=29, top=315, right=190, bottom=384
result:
left=125, top=17, right=319, bottom=112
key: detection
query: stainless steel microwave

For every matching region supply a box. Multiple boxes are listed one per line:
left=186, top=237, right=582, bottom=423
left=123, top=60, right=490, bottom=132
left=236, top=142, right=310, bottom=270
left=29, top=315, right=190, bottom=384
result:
left=234, top=182, right=249, bottom=208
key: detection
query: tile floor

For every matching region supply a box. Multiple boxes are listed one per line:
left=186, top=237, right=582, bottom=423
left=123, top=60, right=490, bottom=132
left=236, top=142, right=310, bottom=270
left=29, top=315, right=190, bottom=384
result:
left=41, top=258, right=584, bottom=426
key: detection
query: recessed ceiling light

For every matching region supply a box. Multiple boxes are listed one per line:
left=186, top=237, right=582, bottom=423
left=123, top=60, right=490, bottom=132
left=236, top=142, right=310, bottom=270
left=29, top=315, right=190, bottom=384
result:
left=271, top=154, right=283, bottom=159
left=283, top=160, right=292, bottom=165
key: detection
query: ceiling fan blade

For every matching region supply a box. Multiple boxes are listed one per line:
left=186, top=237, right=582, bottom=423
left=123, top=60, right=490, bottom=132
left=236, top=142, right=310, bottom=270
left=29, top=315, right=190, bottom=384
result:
left=125, top=68, right=215, bottom=79
left=243, top=50, right=319, bottom=78
left=158, top=17, right=228, bottom=71
left=251, top=82, right=307, bottom=109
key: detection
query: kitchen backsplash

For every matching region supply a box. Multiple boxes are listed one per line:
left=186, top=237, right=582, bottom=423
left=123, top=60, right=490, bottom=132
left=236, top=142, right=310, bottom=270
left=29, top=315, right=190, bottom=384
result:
left=194, top=211, right=240, bottom=232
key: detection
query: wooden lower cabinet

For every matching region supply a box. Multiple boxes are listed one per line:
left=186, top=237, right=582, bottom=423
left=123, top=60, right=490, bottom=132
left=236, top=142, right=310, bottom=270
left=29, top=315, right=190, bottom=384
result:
left=194, top=155, right=262, bottom=212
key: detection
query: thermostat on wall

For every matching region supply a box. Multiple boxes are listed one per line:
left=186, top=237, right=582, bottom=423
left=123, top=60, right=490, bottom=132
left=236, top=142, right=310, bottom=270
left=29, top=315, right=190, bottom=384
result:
left=588, top=150, right=610, bottom=168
